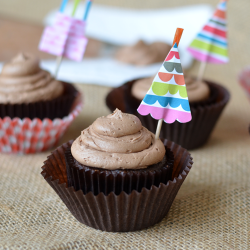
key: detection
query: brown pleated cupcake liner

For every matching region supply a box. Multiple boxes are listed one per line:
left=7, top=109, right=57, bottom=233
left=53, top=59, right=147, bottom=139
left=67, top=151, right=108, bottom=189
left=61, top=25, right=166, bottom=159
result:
left=65, top=144, right=174, bottom=196
left=106, top=79, right=230, bottom=150
left=0, top=82, right=78, bottom=120
left=41, top=140, right=193, bottom=232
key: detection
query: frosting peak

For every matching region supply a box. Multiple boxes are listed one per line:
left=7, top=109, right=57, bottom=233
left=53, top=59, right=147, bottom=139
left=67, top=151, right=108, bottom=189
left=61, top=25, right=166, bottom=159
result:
left=185, top=77, right=210, bottom=102
left=116, top=41, right=171, bottom=66
left=92, top=109, right=142, bottom=138
left=1, top=53, right=40, bottom=77
left=0, top=53, right=63, bottom=104
left=71, top=109, right=166, bottom=170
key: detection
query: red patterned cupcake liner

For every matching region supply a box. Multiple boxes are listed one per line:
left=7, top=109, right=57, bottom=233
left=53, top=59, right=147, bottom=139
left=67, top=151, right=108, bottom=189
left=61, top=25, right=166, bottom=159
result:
left=0, top=95, right=83, bottom=154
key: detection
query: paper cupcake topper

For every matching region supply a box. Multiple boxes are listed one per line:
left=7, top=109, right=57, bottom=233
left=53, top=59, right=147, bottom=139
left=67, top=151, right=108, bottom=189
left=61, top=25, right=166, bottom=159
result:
left=63, top=19, right=88, bottom=61
left=39, top=12, right=73, bottom=57
left=39, top=0, right=92, bottom=62
left=137, top=42, right=192, bottom=124
left=187, top=0, right=228, bottom=64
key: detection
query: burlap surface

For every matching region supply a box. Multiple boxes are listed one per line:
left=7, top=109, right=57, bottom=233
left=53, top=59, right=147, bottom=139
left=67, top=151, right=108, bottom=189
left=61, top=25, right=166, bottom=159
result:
left=1, top=0, right=250, bottom=249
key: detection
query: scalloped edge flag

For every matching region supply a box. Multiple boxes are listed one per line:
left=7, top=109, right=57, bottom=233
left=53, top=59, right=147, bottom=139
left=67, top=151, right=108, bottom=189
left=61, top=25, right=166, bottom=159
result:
left=137, top=43, right=192, bottom=124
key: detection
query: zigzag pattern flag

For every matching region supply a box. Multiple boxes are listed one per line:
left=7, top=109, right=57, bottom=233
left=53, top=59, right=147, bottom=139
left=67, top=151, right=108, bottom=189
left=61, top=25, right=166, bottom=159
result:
left=137, top=43, right=192, bottom=123
left=187, top=0, right=228, bottom=64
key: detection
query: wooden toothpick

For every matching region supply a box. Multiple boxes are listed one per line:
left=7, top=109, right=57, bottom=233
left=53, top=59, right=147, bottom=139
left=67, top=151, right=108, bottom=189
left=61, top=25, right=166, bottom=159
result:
left=197, top=60, right=207, bottom=82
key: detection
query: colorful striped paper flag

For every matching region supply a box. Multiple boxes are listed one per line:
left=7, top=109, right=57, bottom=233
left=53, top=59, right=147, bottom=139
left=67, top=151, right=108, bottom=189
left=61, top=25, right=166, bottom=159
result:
left=137, top=43, right=192, bottom=124
left=187, top=0, right=228, bottom=64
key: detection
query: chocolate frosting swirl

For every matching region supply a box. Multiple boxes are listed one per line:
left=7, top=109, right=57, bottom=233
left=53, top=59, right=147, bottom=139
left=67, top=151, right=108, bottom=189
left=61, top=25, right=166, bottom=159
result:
left=184, top=76, right=210, bottom=102
left=116, top=40, right=171, bottom=66
left=71, top=109, right=166, bottom=170
left=132, top=76, right=210, bottom=103
left=132, top=76, right=155, bottom=100
left=0, top=53, right=63, bottom=104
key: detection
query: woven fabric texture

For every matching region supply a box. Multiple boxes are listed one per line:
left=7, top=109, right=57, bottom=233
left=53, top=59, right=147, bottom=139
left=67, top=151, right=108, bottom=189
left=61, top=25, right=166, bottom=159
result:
left=1, top=0, right=250, bottom=249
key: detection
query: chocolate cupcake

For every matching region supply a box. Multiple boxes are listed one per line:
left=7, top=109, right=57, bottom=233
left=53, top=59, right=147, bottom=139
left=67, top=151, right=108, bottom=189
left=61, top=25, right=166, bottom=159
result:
left=106, top=76, right=230, bottom=150
left=66, top=109, right=174, bottom=195
left=0, top=53, right=78, bottom=120
left=0, top=53, right=82, bottom=153
left=41, top=109, right=193, bottom=232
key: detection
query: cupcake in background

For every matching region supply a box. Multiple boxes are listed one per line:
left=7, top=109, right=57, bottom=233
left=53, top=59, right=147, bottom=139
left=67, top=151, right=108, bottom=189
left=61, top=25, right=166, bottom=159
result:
left=116, top=40, right=171, bottom=66
left=0, top=53, right=76, bottom=119
left=131, top=76, right=211, bottom=104
left=107, top=0, right=231, bottom=150
left=106, top=74, right=229, bottom=150
left=107, top=31, right=230, bottom=149
left=41, top=109, right=193, bottom=232
left=0, top=53, right=82, bottom=154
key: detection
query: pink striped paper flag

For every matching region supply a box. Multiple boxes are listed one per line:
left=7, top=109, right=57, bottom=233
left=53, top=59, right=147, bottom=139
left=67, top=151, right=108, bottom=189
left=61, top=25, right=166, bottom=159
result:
left=39, top=13, right=88, bottom=61
left=63, top=19, right=88, bottom=61
left=39, top=12, right=73, bottom=56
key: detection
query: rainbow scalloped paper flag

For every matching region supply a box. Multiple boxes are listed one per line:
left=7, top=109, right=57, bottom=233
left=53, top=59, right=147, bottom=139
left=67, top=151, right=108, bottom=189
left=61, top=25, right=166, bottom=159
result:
left=137, top=43, right=192, bottom=123
left=187, top=0, right=228, bottom=64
